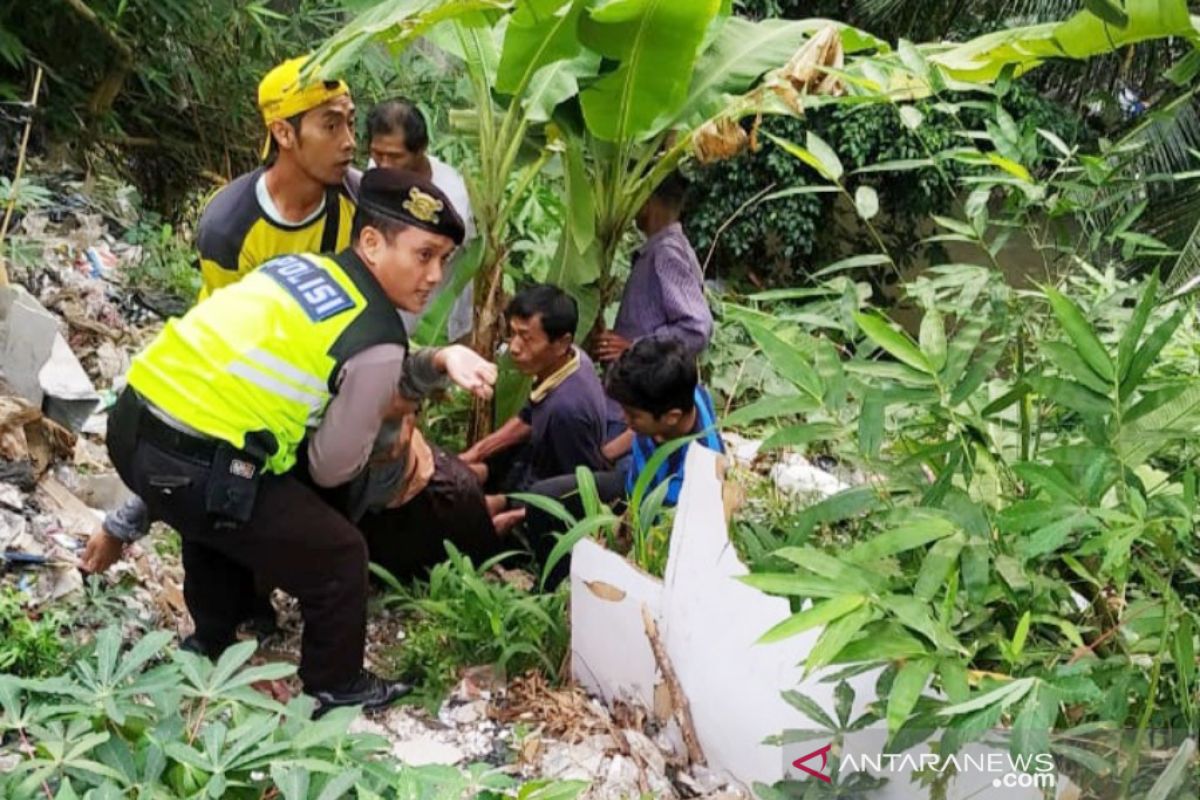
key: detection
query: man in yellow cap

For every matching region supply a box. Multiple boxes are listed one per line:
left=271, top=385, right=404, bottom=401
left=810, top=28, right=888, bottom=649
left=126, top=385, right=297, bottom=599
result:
left=196, top=55, right=359, bottom=299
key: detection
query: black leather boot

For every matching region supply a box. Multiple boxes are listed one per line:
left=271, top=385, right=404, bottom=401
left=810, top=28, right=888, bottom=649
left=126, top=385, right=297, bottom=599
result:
left=309, top=670, right=411, bottom=718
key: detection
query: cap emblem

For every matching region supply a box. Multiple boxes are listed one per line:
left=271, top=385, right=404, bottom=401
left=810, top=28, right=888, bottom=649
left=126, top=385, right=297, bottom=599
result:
left=403, top=187, right=443, bottom=224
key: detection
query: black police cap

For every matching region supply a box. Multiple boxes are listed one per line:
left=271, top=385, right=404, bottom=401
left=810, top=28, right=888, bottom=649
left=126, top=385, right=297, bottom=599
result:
left=358, top=167, right=465, bottom=245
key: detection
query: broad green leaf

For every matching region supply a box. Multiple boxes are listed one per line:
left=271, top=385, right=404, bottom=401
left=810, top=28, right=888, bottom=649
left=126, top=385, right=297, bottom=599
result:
left=898, top=105, right=924, bottom=131
left=939, top=677, right=1034, bottom=717
left=1040, top=341, right=1110, bottom=394
left=741, top=317, right=822, bottom=400
left=1009, top=610, right=1032, bottom=661
left=806, top=132, right=844, bottom=181
left=1116, top=383, right=1200, bottom=466
left=310, top=0, right=506, bottom=79
left=858, top=390, right=885, bottom=460
left=811, top=253, right=893, bottom=279
left=774, top=546, right=882, bottom=593
left=1044, top=286, right=1114, bottom=382
left=540, top=514, right=619, bottom=590
left=673, top=19, right=882, bottom=127
left=853, top=158, right=935, bottom=174
left=926, top=0, right=1193, bottom=84
left=496, top=0, right=588, bottom=96
left=984, top=152, right=1033, bottom=182
left=1083, top=0, right=1130, bottom=27
left=854, top=185, right=879, bottom=221
left=764, top=131, right=839, bottom=184
left=789, top=487, right=881, bottom=541
left=887, top=594, right=964, bottom=653
left=887, top=658, right=934, bottom=735
left=761, top=422, right=842, bottom=451
left=724, top=394, right=819, bottom=427
left=578, top=0, right=722, bottom=141
left=846, top=515, right=956, bottom=564
left=1018, top=512, right=1098, bottom=559
left=1120, top=307, right=1186, bottom=399
left=931, top=215, right=978, bottom=238
left=915, top=533, right=964, bottom=601
left=1145, top=738, right=1197, bottom=800
left=805, top=605, right=875, bottom=675
left=1037, top=128, right=1072, bottom=157
left=739, top=573, right=848, bottom=599
left=939, top=317, right=986, bottom=386
left=949, top=343, right=1004, bottom=405
left=938, top=658, right=970, bottom=704
left=855, top=311, right=932, bottom=374
left=523, top=51, right=603, bottom=123
left=1010, top=683, right=1057, bottom=764
left=562, top=135, right=596, bottom=252
left=1027, top=376, right=1111, bottom=416
left=758, top=595, right=867, bottom=645
left=781, top=690, right=836, bottom=730
left=835, top=622, right=930, bottom=663
left=545, top=236, right=602, bottom=338
left=919, top=309, right=947, bottom=372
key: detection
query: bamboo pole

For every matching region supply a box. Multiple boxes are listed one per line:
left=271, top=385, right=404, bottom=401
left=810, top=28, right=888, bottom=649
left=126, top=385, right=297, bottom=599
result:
left=0, top=66, right=45, bottom=288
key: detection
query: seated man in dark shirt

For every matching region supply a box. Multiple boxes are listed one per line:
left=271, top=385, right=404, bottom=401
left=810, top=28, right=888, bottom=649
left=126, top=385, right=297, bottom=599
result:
left=460, top=285, right=609, bottom=529
left=524, top=336, right=724, bottom=587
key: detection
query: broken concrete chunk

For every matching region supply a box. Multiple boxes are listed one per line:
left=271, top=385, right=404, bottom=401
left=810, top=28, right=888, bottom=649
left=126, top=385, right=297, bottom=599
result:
left=0, top=482, right=22, bottom=510
left=389, top=738, right=466, bottom=767
left=0, top=285, right=58, bottom=407
left=40, top=333, right=100, bottom=431
left=769, top=452, right=851, bottom=499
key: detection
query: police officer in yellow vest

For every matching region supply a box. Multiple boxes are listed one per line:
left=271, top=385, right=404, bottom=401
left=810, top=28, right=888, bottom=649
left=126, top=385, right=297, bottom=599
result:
left=92, top=169, right=496, bottom=716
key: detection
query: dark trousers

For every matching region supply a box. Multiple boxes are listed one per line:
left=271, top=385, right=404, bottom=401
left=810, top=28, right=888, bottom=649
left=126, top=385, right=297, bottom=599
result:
left=520, top=468, right=627, bottom=589
left=106, top=389, right=368, bottom=692
left=357, top=450, right=500, bottom=582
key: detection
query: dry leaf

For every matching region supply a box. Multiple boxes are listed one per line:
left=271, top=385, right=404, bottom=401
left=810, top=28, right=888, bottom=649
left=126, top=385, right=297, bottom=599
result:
left=585, top=580, right=627, bottom=603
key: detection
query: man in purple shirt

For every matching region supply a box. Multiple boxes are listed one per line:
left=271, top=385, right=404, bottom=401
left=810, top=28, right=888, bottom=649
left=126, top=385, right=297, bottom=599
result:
left=593, top=172, right=713, bottom=454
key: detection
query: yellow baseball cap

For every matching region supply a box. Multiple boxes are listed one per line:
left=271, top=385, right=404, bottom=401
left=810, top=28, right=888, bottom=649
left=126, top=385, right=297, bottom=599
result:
left=257, top=55, right=351, bottom=159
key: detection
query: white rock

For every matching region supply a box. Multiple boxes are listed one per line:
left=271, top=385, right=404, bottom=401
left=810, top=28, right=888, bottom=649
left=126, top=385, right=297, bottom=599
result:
left=541, top=740, right=607, bottom=781
left=722, top=432, right=763, bottom=467
left=439, top=698, right=486, bottom=726
left=0, top=482, right=22, bottom=510
left=688, top=764, right=737, bottom=794
left=623, top=728, right=666, bottom=776
left=769, top=454, right=851, bottom=499
left=390, top=737, right=466, bottom=766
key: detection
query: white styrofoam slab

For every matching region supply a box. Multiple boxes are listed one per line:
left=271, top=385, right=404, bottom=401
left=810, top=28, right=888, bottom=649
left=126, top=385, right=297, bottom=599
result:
left=571, top=537, right=663, bottom=712
left=571, top=446, right=1046, bottom=798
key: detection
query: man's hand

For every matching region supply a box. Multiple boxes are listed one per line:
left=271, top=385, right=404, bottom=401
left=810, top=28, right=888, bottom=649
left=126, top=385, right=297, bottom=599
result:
left=81, top=527, right=126, bottom=574
left=435, top=345, right=497, bottom=400
left=492, top=506, right=527, bottom=536
left=592, top=331, right=632, bottom=363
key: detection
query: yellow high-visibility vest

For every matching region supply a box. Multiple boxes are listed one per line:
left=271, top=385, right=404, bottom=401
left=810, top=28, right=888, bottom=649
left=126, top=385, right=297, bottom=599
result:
left=127, top=251, right=407, bottom=475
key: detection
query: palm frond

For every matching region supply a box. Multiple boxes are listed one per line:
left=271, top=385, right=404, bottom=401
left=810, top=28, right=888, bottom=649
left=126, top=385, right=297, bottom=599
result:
left=1167, top=217, right=1200, bottom=294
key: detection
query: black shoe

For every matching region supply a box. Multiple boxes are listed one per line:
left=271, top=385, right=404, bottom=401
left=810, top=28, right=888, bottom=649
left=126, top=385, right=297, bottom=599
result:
left=241, top=611, right=281, bottom=642
left=309, top=670, right=411, bottom=718
left=179, top=633, right=233, bottom=660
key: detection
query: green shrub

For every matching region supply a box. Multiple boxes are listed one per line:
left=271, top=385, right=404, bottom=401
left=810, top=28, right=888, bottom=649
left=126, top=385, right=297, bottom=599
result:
left=374, top=545, right=570, bottom=711
left=0, top=586, right=65, bottom=678
left=0, top=627, right=587, bottom=799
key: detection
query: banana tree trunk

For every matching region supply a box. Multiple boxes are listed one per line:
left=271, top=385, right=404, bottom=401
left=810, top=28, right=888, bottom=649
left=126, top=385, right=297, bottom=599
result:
left=467, top=237, right=508, bottom=442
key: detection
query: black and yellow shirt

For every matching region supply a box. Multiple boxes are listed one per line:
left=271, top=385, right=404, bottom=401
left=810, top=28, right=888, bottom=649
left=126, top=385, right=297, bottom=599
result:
left=196, top=167, right=357, bottom=299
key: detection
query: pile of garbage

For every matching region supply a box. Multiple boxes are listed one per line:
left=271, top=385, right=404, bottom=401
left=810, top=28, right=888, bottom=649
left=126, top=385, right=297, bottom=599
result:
left=0, top=173, right=169, bottom=613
